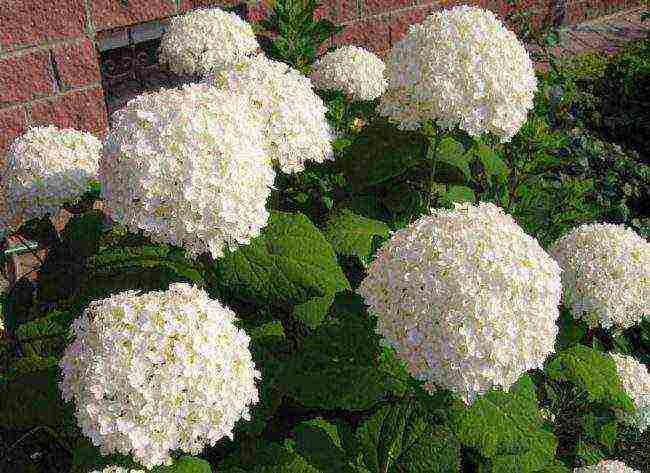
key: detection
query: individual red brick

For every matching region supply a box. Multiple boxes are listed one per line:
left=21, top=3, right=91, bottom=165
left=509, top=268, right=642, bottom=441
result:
left=29, top=87, right=109, bottom=141
left=363, top=0, right=411, bottom=17
left=0, top=106, right=28, bottom=161
left=0, top=51, right=56, bottom=105
left=332, top=18, right=390, bottom=53
left=334, top=0, right=359, bottom=23
left=50, top=38, right=102, bottom=91
left=0, top=0, right=86, bottom=51
left=90, top=0, right=176, bottom=31
left=389, top=6, right=436, bottom=46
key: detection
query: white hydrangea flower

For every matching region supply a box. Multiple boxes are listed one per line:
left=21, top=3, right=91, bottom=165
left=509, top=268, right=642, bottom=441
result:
left=99, top=82, right=276, bottom=261
left=59, top=283, right=261, bottom=470
left=0, top=125, right=101, bottom=235
left=610, top=352, right=650, bottom=433
left=574, top=459, right=641, bottom=473
left=203, top=54, right=335, bottom=174
left=357, top=202, right=563, bottom=406
left=548, top=223, right=650, bottom=330
left=158, top=7, right=260, bottom=76
left=378, top=5, right=537, bottom=143
left=310, top=45, right=388, bottom=101
left=89, top=466, right=145, bottom=473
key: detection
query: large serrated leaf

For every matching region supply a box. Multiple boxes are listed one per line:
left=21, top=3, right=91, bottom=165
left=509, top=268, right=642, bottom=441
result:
left=446, top=375, right=558, bottom=472
left=544, top=344, right=636, bottom=411
left=355, top=399, right=461, bottom=473
left=281, top=291, right=410, bottom=410
left=431, top=136, right=474, bottom=182
left=322, top=208, right=391, bottom=260
left=212, top=211, right=350, bottom=311
left=292, top=417, right=353, bottom=472
left=474, top=144, right=510, bottom=180
left=219, top=439, right=321, bottom=473
left=334, top=118, right=428, bottom=193
left=293, top=293, right=336, bottom=329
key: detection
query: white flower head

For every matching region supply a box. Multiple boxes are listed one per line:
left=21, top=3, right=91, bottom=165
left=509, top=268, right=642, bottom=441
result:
left=99, top=82, right=276, bottom=261
left=610, top=352, right=650, bottom=433
left=158, top=7, right=260, bottom=76
left=0, top=125, right=101, bottom=235
left=357, top=202, right=563, bottom=406
left=378, top=5, right=537, bottom=143
left=59, top=283, right=262, bottom=470
left=89, top=466, right=146, bottom=473
left=549, top=223, right=650, bottom=330
left=573, top=459, right=641, bottom=473
left=310, top=45, right=388, bottom=101
left=203, top=53, right=335, bottom=175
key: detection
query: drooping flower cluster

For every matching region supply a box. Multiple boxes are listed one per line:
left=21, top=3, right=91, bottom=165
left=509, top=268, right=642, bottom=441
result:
left=99, top=82, right=276, bottom=261
left=573, top=459, right=641, bottom=473
left=158, top=7, right=260, bottom=76
left=59, top=283, right=261, bottom=470
left=610, top=352, right=650, bottom=433
left=357, top=201, right=563, bottom=406
left=548, top=223, right=650, bottom=330
left=378, top=5, right=537, bottom=143
left=310, top=45, right=388, bottom=102
left=0, top=125, right=101, bottom=235
left=203, top=54, right=335, bottom=174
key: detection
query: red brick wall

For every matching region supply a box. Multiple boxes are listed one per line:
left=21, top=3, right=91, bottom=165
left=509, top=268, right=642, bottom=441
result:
left=0, top=0, right=646, bottom=162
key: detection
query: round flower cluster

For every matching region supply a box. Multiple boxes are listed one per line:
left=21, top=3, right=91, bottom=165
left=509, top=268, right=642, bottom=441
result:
left=99, top=82, right=276, bottom=261
left=610, top=352, right=650, bottom=433
left=158, top=7, right=260, bottom=76
left=0, top=125, right=101, bottom=235
left=548, top=223, right=650, bottom=330
left=357, top=201, right=563, bottom=406
left=378, top=5, right=537, bottom=143
left=59, top=283, right=261, bottom=470
left=574, top=459, right=641, bottom=473
left=203, top=54, right=335, bottom=174
left=89, top=467, right=145, bottom=473
left=310, top=45, right=388, bottom=101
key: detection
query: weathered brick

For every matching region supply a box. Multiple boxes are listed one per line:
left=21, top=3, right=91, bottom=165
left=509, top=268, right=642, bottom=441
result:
left=0, top=51, right=56, bottom=105
left=90, top=0, right=176, bottom=31
left=362, top=0, right=411, bottom=18
left=50, top=38, right=102, bottom=91
left=0, top=0, right=86, bottom=51
left=332, top=18, right=390, bottom=53
left=389, top=6, right=437, bottom=46
left=247, top=4, right=269, bottom=22
left=0, top=106, right=28, bottom=162
left=28, top=87, right=109, bottom=140
left=334, top=0, right=359, bottom=23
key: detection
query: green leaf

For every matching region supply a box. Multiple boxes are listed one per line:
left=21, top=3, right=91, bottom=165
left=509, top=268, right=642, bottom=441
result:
left=0, top=366, right=73, bottom=429
left=533, top=459, right=571, bottom=472
left=554, top=308, right=588, bottom=351
left=333, top=137, right=354, bottom=152
left=440, top=185, right=476, bottom=205
left=293, top=293, right=336, bottom=329
left=431, top=137, right=473, bottom=181
left=574, top=440, right=605, bottom=466
left=219, top=439, right=321, bottom=473
left=598, top=421, right=617, bottom=453
left=60, top=210, right=105, bottom=259
left=292, top=418, right=353, bottom=472
left=281, top=291, right=410, bottom=410
left=334, top=117, right=428, bottom=192
left=211, top=211, right=350, bottom=311
left=355, top=399, right=461, bottom=473
left=474, top=143, right=510, bottom=179
left=544, top=344, right=636, bottom=411
left=446, top=375, right=558, bottom=472
left=322, top=208, right=391, bottom=261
